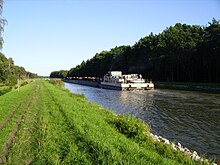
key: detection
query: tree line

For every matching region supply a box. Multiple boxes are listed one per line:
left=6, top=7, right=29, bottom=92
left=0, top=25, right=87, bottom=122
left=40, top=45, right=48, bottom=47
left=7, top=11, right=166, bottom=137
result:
left=51, top=19, right=220, bottom=83
left=50, top=70, right=68, bottom=78
left=0, top=53, right=38, bottom=85
left=0, top=1, right=38, bottom=86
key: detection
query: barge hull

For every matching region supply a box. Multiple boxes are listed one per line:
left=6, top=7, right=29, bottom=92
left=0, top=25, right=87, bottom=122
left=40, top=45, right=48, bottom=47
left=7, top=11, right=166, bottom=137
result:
left=63, top=80, right=154, bottom=90
left=98, top=84, right=123, bottom=90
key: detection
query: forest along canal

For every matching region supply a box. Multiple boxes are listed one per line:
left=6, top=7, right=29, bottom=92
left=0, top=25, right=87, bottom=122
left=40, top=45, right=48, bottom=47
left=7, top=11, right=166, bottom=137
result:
left=65, top=82, right=220, bottom=162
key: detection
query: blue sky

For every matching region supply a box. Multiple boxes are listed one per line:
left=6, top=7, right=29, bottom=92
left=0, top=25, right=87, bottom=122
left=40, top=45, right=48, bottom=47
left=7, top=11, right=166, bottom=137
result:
left=2, top=0, right=220, bottom=76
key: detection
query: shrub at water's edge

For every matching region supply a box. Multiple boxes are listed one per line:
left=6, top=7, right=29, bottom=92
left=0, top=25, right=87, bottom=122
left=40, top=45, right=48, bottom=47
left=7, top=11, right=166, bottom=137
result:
left=0, top=79, right=33, bottom=96
left=56, top=81, right=210, bottom=164
left=108, top=114, right=199, bottom=164
left=48, top=78, right=64, bottom=88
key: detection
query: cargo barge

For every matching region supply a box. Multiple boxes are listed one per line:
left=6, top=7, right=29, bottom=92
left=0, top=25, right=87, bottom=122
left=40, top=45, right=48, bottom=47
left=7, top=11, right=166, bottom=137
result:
left=64, top=71, right=154, bottom=91
left=100, top=71, right=154, bottom=90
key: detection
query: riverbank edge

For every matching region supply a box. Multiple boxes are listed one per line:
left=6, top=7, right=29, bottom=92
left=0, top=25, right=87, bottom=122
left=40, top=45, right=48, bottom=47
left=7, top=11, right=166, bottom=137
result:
left=62, top=80, right=217, bottom=164
left=154, top=82, right=220, bottom=93
left=0, top=80, right=217, bottom=164
left=63, top=79, right=220, bottom=93
left=63, top=79, right=123, bottom=90
left=63, top=79, right=99, bottom=87
left=149, top=133, right=217, bottom=164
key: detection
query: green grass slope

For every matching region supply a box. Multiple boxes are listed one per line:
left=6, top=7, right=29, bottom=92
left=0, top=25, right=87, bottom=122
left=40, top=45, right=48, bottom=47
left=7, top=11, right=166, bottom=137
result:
left=0, top=80, right=207, bottom=164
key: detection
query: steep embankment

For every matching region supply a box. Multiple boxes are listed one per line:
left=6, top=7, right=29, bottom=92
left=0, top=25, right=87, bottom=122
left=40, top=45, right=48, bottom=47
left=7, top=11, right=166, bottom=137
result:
left=0, top=80, right=210, bottom=164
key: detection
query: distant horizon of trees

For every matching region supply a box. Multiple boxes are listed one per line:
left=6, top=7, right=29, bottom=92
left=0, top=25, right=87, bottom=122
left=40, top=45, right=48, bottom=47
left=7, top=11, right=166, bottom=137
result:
left=0, top=0, right=38, bottom=86
left=50, top=70, right=68, bottom=79
left=52, top=19, right=220, bottom=83
left=0, top=53, right=38, bottom=85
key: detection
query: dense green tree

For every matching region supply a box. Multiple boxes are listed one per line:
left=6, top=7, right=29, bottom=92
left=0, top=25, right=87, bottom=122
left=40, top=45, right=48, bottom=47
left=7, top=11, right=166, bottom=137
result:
left=0, top=53, right=38, bottom=85
left=0, top=0, right=7, bottom=49
left=197, top=18, right=220, bottom=83
left=0, top=52, right=7, bottom=82
left=65, top=19, right=220, bottom=83
left=0, top=1, right=37, bottom=85
left=50, top=70, right=68, bottom=78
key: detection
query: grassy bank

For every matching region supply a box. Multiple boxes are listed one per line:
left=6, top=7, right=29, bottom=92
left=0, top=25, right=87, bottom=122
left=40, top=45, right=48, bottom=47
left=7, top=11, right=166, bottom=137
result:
left=0, top=86, right=12, bottom=96
left=0, top=80, right=32, bottom=96
left=0, top=79, right=210, bottom=164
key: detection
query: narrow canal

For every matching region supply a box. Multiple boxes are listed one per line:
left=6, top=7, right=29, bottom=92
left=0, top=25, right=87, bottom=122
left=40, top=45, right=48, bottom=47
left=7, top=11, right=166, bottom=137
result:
left=65, top=82, right=220, bottom=162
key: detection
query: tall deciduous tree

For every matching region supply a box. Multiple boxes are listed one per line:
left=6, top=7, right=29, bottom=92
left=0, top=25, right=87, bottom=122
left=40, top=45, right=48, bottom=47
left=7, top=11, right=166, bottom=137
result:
left=0, top=0, right=7, bottom=49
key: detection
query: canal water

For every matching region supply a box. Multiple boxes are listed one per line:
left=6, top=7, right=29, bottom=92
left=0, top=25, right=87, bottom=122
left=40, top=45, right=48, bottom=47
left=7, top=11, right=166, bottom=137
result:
left=65, top=82, right=220, bottom=162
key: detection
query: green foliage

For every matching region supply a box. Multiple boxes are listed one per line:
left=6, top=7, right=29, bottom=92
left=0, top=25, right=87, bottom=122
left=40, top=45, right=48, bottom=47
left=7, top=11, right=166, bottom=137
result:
left=67, top=19, right=220, bottom=83
left=0, top=86, right=11, bottom=96
left=0, top=0, right=7, bottom=50
left=49, top=78, right=64, bottom=87
left=0, top=53, right=38, bottom=86
left=50, top=70, right=68, bottom=78
left=67, top=46, right=131, bottom=78
left=0, top=82, right=36, bottom=159
left=20, top=81, right=28, bottom=87
left=109, top=114, right=150, bottom=139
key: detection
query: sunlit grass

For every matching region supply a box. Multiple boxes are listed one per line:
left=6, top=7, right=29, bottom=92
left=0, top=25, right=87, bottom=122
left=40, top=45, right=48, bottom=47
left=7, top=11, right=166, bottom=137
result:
left=0, top=80, right=207, bottom=164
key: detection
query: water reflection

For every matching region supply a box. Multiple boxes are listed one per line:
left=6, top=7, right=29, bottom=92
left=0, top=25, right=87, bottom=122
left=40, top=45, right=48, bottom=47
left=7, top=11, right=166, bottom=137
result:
left=65, top=83, right=220, bottom=161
